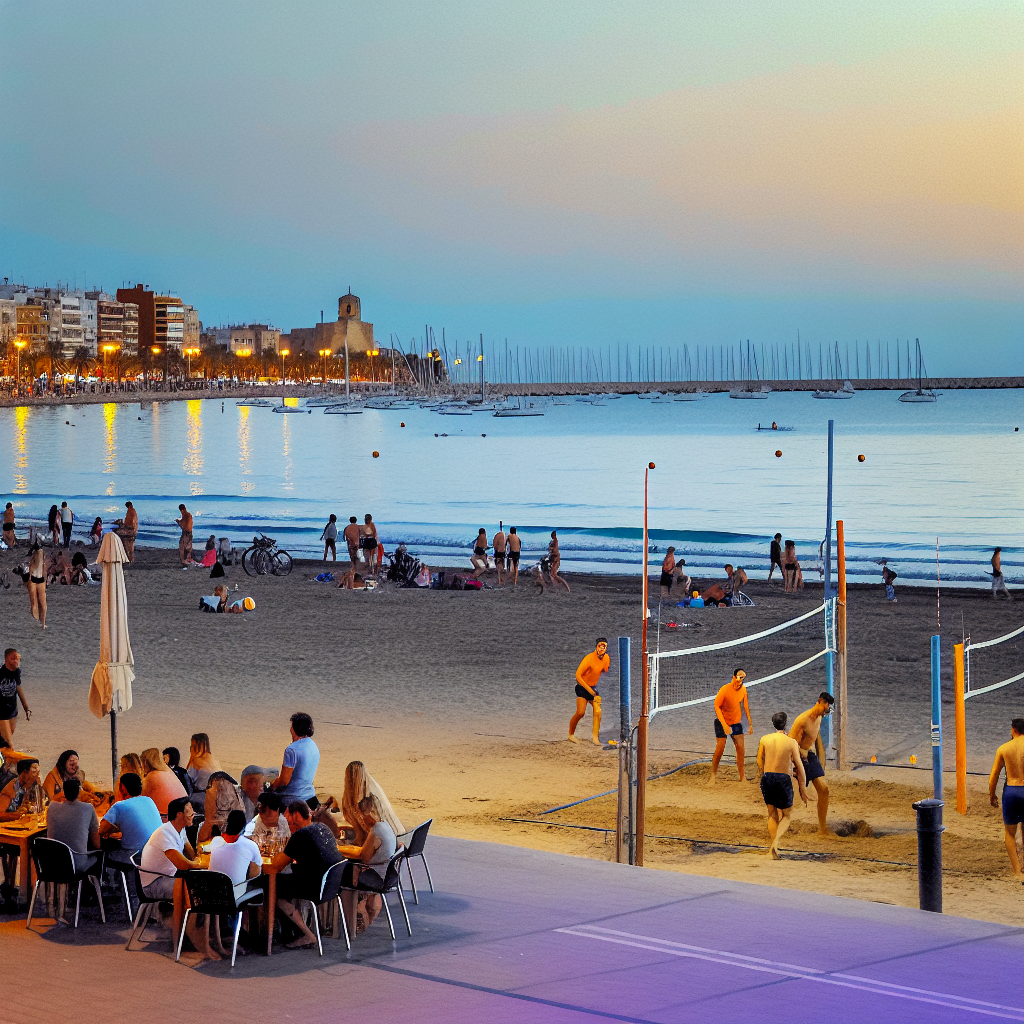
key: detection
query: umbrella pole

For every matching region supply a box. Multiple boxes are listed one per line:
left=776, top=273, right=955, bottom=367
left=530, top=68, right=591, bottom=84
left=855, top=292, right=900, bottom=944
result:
left=110, top=710, right=119, bottom=789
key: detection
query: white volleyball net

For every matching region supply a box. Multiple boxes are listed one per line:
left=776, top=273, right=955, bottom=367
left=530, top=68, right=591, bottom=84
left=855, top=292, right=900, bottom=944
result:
left=964, top=624, right=1024, bottom=700
left=648, top=601, right=836, bottom=720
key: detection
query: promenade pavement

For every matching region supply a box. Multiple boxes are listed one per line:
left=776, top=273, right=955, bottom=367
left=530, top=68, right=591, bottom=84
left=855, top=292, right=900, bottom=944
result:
left=2, top=836, right=1020, bottom=1024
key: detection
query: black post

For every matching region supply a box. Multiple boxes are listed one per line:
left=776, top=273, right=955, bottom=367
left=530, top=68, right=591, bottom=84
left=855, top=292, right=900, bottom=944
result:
left=110, top=710, right=119, bottom=790
left=913, top=798, right=944, bottom=912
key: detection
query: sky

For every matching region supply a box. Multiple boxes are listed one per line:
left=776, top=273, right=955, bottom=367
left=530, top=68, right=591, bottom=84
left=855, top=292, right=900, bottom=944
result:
left=1, top=1, right=1022, bottom=376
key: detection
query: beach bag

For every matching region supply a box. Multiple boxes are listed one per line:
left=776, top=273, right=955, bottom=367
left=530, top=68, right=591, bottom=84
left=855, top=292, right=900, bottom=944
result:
left=463, top=578, right=483, bottom=590
left=314, top=572, right=335, bottom=582
left=209, top=562, right=225, bottom=578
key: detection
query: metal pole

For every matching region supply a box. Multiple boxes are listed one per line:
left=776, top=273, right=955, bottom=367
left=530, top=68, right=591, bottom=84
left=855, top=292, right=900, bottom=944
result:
left=480, top=333, right=485, bottom=402
left=822, top=420, right=835, bottom=755
left=931, top=634, right=943, bottom=799
left=615, top=637, right=632, bottom=864
left=636, top=463, right=654, bottom=867
left=835, top=519, right=848, bottom=769
left=954, top=643, right=967, bottom=814
left=110, top=710, right=119, bottom=790
left=344, top=338, right=350, bottom=402
left=913, top=798, right=944, bottom=912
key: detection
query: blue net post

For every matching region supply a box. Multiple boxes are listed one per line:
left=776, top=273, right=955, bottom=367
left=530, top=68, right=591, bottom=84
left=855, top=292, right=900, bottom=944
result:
left=931, top=634, right=943, bottom=799
left=616, top=637, right=632, bottom=863
left=822, top=420, right=835, bottom=756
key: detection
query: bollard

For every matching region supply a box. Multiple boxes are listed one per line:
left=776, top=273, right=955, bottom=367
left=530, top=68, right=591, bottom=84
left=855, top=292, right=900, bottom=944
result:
left=913, top=798, right=944, bottom=912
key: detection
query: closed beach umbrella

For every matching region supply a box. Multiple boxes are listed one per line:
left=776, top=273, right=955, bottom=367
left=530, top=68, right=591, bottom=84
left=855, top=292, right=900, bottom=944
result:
left=88, top=532, right=135, bottom=784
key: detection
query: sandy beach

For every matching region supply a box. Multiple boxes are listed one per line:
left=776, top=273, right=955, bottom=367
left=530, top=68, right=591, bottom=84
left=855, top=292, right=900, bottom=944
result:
left=1, top=546, right=1020, bottom=926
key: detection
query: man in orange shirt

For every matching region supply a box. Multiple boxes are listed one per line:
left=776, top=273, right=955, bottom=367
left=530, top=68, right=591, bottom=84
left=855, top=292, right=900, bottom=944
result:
left=708, top=669, right=753, bottom=783
left=569, top=638, right=610, bottom=745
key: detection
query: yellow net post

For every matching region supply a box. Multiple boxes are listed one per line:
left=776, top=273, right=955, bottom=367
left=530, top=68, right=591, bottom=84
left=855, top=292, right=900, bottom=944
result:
left=954, top=642, right=967, bottom=814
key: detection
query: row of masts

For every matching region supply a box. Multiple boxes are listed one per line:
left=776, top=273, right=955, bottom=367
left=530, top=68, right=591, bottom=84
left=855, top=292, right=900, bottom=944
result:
left=394, top=331, right=930, bottom=387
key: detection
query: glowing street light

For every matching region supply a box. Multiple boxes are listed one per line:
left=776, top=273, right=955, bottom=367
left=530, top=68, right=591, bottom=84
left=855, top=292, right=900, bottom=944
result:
left=184, top=346, right=200, bottom=378
left=102, top=343, right=119, bottom=385
left=279, top=347, right=289, bottom=384
left=318, top=348, right=332, bottom=387
left=236, top=347, right=252, bottom=385
left=13, top=338, right=26, bottom=394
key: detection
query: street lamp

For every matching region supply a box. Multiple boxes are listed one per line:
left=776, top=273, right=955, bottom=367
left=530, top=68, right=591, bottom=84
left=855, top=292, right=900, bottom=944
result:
left=236, top=347, right=252, bottom=385
left=184, top=346, right=200, bottom=380
left=318, top=348, right=331, bottom=387
left=279, top=347, right=289, bottom=385
left=102, top=344, right=119, bottom=388
left=13, top=338, right=26, bottom=394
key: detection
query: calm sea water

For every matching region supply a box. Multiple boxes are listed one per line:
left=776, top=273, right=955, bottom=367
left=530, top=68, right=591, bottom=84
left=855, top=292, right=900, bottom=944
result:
left=1, top=390, right=1020, bottom=585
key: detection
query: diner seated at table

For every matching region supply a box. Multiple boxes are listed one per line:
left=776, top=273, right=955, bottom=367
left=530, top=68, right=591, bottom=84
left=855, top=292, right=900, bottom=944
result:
left=99, top=772, right=162, bottom=857
left=161, top=747, right=193, bottom=795
left=338, top=760, right=405, bottom=842
left=249, top=792, right=292, bottom=845
left=240, top=764, right=277, bottom=818
left=200, top=809, right=264, bottom=958
left=43, top=749, right=107, bottom=807
left=197, top=771, right=246, bottom=844
left=0, top=757, right=41, bottom=819
left=46, top=778, right=101, bottom=923
left=139, top=797, right=200, bottom=901
left=268, top=800, right=344, bottom=950
left=0, top=742, right=29, bottom=793
left=185, top=733, right=222, bottom=812
left=337, top=794, right=398, bottom=933
left=140, top=748, right=188, bottom=819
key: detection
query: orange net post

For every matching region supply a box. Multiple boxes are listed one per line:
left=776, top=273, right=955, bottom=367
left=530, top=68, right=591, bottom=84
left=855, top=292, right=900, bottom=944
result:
left=836, top=520, right=848, bottom=770
left=954, top=642, right=967, bottom=814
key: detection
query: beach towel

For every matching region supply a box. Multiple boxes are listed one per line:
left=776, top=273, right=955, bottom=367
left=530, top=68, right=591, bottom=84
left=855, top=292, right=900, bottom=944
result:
left=200, top=549, right=217, bottom=567
left=315, top=572, right=336, bottom=582
left=199, top=595, right=221, bottom=612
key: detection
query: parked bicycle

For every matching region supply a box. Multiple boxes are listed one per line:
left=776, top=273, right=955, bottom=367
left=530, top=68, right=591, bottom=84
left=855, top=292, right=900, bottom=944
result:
left=242, top=534, right=294, bottom=577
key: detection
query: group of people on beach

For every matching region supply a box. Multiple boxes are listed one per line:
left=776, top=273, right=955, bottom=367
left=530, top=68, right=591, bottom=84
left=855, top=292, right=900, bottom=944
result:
left=0, top=703, right=412, bottom=953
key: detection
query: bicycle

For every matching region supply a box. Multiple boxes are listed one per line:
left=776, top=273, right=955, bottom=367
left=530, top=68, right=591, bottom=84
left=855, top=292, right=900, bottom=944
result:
left=242, top=534, right=294, bottom=577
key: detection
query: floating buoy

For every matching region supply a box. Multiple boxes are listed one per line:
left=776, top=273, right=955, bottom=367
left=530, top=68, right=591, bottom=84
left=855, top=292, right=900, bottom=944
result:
left=481, top=433, right=486, bottom=437
left=400, top=422, right=405, bottom=427
left=858, top=454, right=865, bottom=462
left=66, top=420, right=69, bottom=425
left=775, top=450, right=782, bottom=458
left=372, top=451, right=379, bottom=458
left=648, top=462, right=655, bottom=469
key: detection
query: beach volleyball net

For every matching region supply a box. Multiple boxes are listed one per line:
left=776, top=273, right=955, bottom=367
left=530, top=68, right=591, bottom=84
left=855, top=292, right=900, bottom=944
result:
left=648, top=601, right=836, bottom=720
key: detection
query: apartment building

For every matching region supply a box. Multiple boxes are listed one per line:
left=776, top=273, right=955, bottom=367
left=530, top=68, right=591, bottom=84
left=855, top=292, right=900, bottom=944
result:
left=229, top=323, right=280, bottom=355
left=183, top=305, right=200, bottom=349
left=117, top=284, right=188, bottom=353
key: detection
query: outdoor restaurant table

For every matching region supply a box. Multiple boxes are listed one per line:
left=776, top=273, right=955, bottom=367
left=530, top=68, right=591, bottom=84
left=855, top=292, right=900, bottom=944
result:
left=0, top=814, right=47, bottom=905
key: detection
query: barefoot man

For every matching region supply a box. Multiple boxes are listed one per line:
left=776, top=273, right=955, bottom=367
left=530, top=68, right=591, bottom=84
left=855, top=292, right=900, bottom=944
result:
left=789, top=692, right=835, bottom=836
left=507, top=527, right=522, bottom=587
left=492, top=522, right=506, bottom=586
left=710, top=669, right=753, bottom=783
left=175, top=503, right=193, bottom=566
left=989, top=717, right=1024, bottom=877
left=756, top=711, right=807, bottom=858
left=569, top=638, right=609, bottom=745
left=343, top=516, right=360, bottom=567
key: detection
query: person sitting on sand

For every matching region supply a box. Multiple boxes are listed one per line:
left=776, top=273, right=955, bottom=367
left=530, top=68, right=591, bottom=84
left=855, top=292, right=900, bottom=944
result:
left=68, top=550, right=90, bottom=585
left=140, top=747, right=188, bottom=819
left=989, top=717, right=1024, bottom=877
left=338, top=794, right=398, bottom=933
left=660, top=548, right=676, bottom=602
left=114, top=501, right=138, bottom=562
left=730, top=565, right=749, bottom=603
left=569, top=638, right=609, bottom=745
left=789, top=693, right=835, bottom=837
left=45, top=547, right=70, bottom=586
left=470, top=528, right=490, bottom=579
left=89, top=517, right=103, bottom=546
left=709, top=670, right=752, bottom=783
left=783, top=540, right=803, bottom=592
left=206, top=584, right=245, bottom=613
left=43, top=749, right=107, bottom=807
left=756, top=712, right=808, bottom=859
left=338, top=570, right=366, bottom=590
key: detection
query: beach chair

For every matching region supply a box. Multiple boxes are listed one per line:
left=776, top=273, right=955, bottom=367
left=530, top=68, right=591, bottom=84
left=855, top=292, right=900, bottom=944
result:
left=26, top=838, right=105, bottom=930
left=340, top=851, right=411, bottom=939
left=175, top=870, right=264, bottom=967
left=124, top=853, right=172, bottom=951
left=396, top=819, right=434, bottom=903
left=288, top=860, right=350, bottom=955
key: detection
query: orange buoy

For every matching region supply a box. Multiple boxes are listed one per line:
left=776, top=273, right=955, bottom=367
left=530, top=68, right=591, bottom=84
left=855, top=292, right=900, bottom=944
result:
left=372, top=451, right=379, bottom=458
left=648, top=462, right=656, bottom=469
left=400, top=422, right=405, bottom=427
left=858, top=454, right=866, bottom=462
left=775, top=450, right=782, bottom=458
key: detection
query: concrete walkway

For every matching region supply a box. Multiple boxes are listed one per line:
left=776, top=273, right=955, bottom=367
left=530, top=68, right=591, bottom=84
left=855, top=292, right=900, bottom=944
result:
left=3, top=837, right=1021, bottom=1024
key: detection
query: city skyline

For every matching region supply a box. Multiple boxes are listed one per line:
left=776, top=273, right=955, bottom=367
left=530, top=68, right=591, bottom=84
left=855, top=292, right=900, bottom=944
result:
left=1, top=1, right=1021, bottom=375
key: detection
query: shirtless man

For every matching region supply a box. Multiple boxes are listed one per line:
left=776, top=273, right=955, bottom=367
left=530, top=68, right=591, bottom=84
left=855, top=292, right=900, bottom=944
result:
left=756, top=711, right=807, bottom=859
left=768, top=534, right=783, bottom=585
left=115, top=500, right=138, bottom=561
left=176, top=504, right=193, bottom=567
left=2, top=503, right=16, bottom=549
left=492, top=522, right=506, bottom=586
left=991, top=547, right=1012, bottom=600
left=569, top=638, right=609, bottom=745
left=659, top=548, right=676, bottom=602
left=789, top=692, right=835, bottom=836
left=709, top=670, right=753, bottom=783
left=343, top=516, right=360, bottom=566
left=506, top=527, right=522, bottom=587
left=989, top=718, right=1024, bottom=876
left=470, top=528, right=490, bottom=579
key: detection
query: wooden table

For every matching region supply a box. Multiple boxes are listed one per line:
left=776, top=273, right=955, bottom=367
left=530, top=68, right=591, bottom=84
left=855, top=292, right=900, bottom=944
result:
left=0, top=815, right=47, bottom=906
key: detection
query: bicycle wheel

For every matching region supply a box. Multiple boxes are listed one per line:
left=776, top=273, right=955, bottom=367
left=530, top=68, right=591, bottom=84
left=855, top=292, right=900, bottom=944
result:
left=242, top=547, right=259, bottom=577
left=272, top=550, right=293, bottom=576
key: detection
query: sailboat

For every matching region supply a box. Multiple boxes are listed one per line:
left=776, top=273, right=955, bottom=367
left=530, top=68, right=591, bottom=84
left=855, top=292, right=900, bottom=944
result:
left=674, top=389, right=709, bottom=402
left=898, top=339, right=937, bottom=403
left=813, top=342, right=856, bottom=398
left=729, top=340, right=771, bottom=399
left=494, top=397, right=544, bottom=417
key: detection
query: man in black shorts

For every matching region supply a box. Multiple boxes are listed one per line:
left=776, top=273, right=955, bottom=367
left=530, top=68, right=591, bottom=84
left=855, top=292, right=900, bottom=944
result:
left=768, top=533, right=783, bottom=585
left=756, top=711, right=807, bottom=859
left=506, top=527, right=521, bottom=587
left=0, top=649, right=31, bottom=747
left=569, top=638, right=609, bottom=745
left=790, top=692, right=835, bottom=836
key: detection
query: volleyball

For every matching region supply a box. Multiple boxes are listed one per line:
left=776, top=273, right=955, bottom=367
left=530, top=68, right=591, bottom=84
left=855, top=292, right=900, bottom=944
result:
left=372, top=451, right=379, bottom=458
left=858, top=454, right=866, bottom=462
left=243, top=597, right=255, bottom=610
left=775, top=450, right=782, bottom=458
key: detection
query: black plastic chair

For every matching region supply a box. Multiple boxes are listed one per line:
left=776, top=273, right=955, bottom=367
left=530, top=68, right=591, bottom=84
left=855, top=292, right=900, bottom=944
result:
left=103, top=847, right=139, bottom=922
left=341, top=851, right=411, bottom=939
left=396, top=819, right=434, bottom=904
left=290, top=860, right=350, bottom=955
left=125, top=853, right=174, bottom=951
left=175, top=870, right=264, bottom=967
left=26, top=838, right=105, bottom=930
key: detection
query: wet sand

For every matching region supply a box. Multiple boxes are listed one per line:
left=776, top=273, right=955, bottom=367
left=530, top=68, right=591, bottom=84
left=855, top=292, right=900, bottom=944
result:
left=1, top=548, right=1020, bottom=925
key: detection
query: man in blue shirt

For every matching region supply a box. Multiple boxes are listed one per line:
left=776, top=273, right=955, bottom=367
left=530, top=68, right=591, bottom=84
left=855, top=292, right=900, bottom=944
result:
left=99, top=772, right=162, bottom=854
left=270, top=712, right=320, bottom=809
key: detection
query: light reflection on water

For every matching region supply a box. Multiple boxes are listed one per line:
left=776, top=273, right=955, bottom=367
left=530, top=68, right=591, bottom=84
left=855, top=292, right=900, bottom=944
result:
left=237, top=406, right=253, bottom=494
left=281, top=415, right=293, bottom=491
left=13, top=406, right=28, bottom=494
left=103, top=403, right=117, bottom=495
left=184, top=400, right=204, bottom=495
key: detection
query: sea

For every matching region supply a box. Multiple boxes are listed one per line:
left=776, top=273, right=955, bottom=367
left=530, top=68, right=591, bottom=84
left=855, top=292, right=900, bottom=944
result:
left=2, top=389, right=1020, bottom=586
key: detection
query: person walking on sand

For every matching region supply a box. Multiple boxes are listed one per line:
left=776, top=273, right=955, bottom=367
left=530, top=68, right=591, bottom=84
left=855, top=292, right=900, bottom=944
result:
left=790, top=692, right=835, bottom=837
left=492, top=522, right=506, bottom=586
left=2, top=503, right=15, bottom=549
left=991, top=548, right=1013, bottom=600
left=768, top=533, right=783, bottom=585
left=115, top=501, right=138, bottom=561
left=989, top=717, right=1024, bottom=877
left=709, top=670, right=753, bottom=784
left=470, top=528, right=490, bottom=579
left=320, top=514, right=339, bottom=562
left=59, top=501, right=75, bottom=547
left=343, top=516, right=360, bottom=566
left=881, top=561, right=898, bottom=603
left=176, top=503, right=194, bottom=567
left=756, top=712, right=807, bottom=859
left=0, top=649, right=32, bottom=747
left=660, top=548, right=676, bottom=602
left=507, top=527, right=522, bottom=587
left=547, top=530, right=570, bottom=593
left=27, top=540, right=47, bottom=628
left=569, top=638, right=609, bottom=745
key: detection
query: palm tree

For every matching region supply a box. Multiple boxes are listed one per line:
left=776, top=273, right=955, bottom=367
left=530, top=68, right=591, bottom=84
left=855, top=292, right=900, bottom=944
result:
left=72, top=346, right=92, bottom=385
left=45, top=337, right=64, bottom=389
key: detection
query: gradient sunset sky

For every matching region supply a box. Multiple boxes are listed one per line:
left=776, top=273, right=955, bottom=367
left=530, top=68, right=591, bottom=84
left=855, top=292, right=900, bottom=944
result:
left=1, top=1, right=1021, bottom=374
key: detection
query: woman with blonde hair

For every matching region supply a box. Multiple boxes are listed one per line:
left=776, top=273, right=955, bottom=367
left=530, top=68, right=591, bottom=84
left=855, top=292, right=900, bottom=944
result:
left=340, top=761, right=404, bottom=843
left=140, top=746, right=187, bottom=818
left=186, top=732, right=221, bottom=811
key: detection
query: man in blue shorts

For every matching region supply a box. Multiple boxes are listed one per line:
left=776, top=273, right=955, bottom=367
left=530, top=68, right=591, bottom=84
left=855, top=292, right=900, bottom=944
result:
left=989, top=718, right=1024, bottom=877
left=756, top=711, right=807, bottom=859
left=790, top=692, right=835, bottom=836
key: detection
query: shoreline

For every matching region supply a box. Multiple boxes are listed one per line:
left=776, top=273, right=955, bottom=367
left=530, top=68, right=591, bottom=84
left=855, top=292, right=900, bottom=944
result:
left=1, top=375, right=1021, bottom=409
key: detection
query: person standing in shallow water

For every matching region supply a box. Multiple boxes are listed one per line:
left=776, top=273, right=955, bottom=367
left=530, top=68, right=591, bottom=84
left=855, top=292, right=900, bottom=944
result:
left=991, top=547, right=1012, bottom=600
left=320, top=514, right=338, bottom=562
